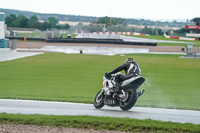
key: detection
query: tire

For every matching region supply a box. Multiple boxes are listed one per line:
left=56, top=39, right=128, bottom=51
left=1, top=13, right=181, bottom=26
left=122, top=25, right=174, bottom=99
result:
left=119, top=89, right=138, bottom=111
left=94, top=90, right=105, bottom=109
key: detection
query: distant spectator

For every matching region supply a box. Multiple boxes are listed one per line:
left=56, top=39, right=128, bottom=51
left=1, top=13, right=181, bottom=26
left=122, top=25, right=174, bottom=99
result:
left=80, top=49, right=83, bottom=54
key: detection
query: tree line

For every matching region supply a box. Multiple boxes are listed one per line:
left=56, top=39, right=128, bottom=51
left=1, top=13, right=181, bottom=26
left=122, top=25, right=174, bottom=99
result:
left=5, top=14, right=181, bottom=36
left=5, top=14, right=165, bottom=35
left=92, top=16, right=127, bottom=27
left=0, top=8, right=187, bottom=28
left=5, top=14, right=70, bottom=31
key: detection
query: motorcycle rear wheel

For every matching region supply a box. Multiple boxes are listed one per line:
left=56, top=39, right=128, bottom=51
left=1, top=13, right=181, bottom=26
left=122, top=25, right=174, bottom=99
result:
left=119, top=89, right=137, bottom=111
left=94, top=90, right=105, bottom=109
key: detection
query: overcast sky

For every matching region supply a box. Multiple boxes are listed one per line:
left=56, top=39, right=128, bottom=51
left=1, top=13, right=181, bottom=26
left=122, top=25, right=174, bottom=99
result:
left=0, top=0, right=199, bottom=21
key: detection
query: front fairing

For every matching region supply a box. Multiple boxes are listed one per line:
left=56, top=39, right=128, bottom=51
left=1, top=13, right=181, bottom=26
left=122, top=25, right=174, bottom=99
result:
left=103, top=76, right=114, bottom=92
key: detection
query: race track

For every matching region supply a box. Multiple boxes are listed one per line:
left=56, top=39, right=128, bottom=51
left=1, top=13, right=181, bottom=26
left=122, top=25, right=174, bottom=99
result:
left=0, top=39, right=198, bottom=125
left=0, top=99, right=200, bottom=125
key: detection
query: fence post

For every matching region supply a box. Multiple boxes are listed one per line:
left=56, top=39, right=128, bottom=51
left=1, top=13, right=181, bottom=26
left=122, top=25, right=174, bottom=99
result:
left=11, top=39, right=17, bottom=52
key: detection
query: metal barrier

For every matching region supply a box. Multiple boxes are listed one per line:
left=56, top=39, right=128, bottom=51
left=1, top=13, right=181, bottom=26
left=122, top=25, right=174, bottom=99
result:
left=185, top=44, right=200, bottom=57
left=46, top=38, right=157, bottom=46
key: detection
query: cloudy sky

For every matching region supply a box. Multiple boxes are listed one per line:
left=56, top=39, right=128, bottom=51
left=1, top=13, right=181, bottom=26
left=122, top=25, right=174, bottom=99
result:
left=0, top=0, right=199, bottom=21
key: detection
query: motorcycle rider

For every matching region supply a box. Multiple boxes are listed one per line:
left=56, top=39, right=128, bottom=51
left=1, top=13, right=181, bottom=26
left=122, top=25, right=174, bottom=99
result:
left=105, top=58, right=144, bottom=96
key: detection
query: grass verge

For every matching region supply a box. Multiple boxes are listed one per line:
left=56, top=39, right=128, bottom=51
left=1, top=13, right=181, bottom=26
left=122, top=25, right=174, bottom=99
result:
left=0, top=53, right=200, bottom=110
left=157, top=42, right=200, bottom=47
left=125, top=35, right=200, bottom=46
left=0, top=113, right=199, bottom=132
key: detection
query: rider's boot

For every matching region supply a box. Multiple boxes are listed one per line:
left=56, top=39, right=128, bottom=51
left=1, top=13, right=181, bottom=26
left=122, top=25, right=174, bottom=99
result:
left=138, top=90, right=145, bottom=97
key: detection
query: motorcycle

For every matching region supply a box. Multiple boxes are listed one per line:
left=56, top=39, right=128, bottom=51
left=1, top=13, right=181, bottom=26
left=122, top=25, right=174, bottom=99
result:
left=94, top=72, right=145, bottom=111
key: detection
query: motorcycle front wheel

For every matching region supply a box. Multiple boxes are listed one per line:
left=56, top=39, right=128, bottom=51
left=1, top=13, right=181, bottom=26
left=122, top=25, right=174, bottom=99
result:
left=119, top=89, right=138, bottom=111
left=94, top=89, right=105, bottom=109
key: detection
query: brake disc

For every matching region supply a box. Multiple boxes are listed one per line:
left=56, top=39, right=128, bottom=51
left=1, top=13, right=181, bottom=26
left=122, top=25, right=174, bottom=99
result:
left=121, top=92, right=129, bottom=102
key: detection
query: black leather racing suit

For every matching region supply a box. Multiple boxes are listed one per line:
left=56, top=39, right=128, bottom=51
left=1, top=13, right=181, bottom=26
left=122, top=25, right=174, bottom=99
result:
left=107, top=61, right=141, bottom=93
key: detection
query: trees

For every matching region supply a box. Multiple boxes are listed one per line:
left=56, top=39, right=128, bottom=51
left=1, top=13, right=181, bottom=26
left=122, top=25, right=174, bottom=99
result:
left=1, top=8, right=188, bottom=28
left=48, top=17, right=58, bottom=28
left=94, top=16, right=127, bottom=27
left=5, top=14, right=17, bottom=27
left=38, top=21, right=49, bottom=31
left=28, top=15, right=39, bottom=28
left=15, top=14, right=29, bottom=28
left=140, top=26, right=164, bottom=35
left=55, top=24, right=70, bottom=29
left=5, top=14, right=69, bottom=31
left=5, top=14, right=29, bottom=28
left=173, top=28, right=190, bottom=34
left=5, top=14, right=166, bottom=35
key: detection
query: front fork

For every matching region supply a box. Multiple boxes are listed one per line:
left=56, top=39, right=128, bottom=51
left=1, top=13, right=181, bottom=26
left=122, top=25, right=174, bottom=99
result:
left=96, top=89, right=104, bottom=103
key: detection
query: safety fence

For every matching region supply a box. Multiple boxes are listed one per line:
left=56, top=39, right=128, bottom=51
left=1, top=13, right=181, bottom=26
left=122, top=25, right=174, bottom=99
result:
left=164, top=34, right=199, bottom=41
left=90, top=32, right=149, bottom=36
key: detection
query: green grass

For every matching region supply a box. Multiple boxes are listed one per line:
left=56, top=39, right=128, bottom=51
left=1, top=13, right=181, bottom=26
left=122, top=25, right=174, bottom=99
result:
left=0, top=53, right=200, bottom=110
left=61, top=33, right=77, bottom=38
left=125, top=35, right=200, bottom=46
left=0, top=53, right=200, bottom=131
left=126, top=35, right=200, bottom=43
left=157, top=42, right=200, bottom=47
left=0, top=113, right=199, bottom=132
left=19, top=32, right=41, bottom=37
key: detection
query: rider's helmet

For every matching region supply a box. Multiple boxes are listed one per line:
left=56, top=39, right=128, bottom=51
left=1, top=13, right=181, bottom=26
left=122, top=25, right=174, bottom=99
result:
left=125, top=58, right=134, bottom=63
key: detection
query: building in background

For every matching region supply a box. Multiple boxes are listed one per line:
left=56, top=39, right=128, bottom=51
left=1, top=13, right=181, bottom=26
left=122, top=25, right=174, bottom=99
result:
left=185, top=18, right=200, bottom=38
left=0, top=12, right=5, bottom=39
left=0, top=12, right=9, bottom=48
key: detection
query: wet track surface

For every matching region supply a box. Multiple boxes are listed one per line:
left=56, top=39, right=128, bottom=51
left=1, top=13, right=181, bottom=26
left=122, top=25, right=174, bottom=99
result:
left=0, top=49, right=43, bottom=62
left=0, top=99, right=199, bottom=125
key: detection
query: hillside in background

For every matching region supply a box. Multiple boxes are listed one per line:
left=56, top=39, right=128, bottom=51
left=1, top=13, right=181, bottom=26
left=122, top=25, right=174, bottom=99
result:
left=0, top=8, right=187, bottom=28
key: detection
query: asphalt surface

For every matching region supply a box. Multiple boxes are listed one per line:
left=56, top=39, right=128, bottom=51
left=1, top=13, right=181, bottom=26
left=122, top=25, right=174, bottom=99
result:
left=0, top=99, right=200, bottom=125
left=0, top=48, right=43, bottom=62
left=40, top=45, right=149, bottom=55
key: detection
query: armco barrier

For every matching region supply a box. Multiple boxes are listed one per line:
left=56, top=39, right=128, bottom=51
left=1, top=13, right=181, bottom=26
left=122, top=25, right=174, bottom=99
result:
left=123, top=41, right=157, bottom=46
left=6, top=37, right=46, bottom=41
left=6, top=37, right=157, bottom=46
left=47, top=38, right=123, bottom=44
left=47, top=38, right=157, bottom=46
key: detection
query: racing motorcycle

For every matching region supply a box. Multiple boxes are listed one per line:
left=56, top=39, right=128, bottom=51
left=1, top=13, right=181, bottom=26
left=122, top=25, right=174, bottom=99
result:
left=94, top=72, right=145, bottom=111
